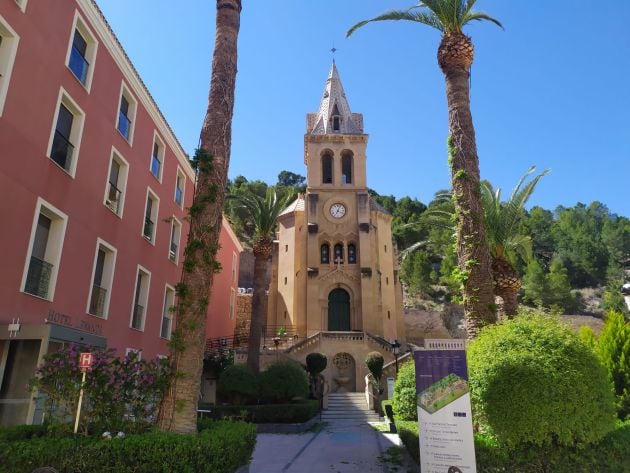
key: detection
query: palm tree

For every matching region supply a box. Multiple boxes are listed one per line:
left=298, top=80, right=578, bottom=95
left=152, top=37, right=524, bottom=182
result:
left=234, top=188, right=295, bottom=373
left=348, top=1, right=503, bottom=338
left=482, top=167, right=549, bottom=316
left=158, top=0, right=242, bottom=434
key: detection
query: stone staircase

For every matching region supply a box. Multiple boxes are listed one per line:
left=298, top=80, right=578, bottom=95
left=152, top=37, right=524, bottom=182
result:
left=321, top=392, right=381, bottom=423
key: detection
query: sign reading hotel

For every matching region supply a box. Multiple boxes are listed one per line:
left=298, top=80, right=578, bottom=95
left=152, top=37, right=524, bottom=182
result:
left=414, top=341, right=476, bottom=473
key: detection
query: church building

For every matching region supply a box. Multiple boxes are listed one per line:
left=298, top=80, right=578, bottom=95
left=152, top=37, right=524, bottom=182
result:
left=265, top=63, right=406, bottom=392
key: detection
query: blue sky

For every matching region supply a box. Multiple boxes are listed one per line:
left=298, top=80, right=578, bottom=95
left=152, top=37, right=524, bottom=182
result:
left=98, top=1, right=630, bottom=216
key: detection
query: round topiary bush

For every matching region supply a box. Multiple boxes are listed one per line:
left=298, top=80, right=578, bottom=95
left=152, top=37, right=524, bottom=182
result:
left=217, top=364, right=259, bottom=405
left=259, top=362, right=308, bottom=404
left=365, top=351, right=385, bottom=382
left=305, top=353, right=327, bottom=377
left=392, top=361, right=417, bottom=421
left=468, top=313, right=616, bottom=447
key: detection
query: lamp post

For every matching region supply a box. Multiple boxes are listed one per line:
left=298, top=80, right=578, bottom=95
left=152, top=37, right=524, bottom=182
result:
left=392, top=339, right=401, bottom=374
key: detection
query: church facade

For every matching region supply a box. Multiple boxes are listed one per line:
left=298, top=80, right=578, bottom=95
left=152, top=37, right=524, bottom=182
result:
left=265, top=63, right=406, bottom=393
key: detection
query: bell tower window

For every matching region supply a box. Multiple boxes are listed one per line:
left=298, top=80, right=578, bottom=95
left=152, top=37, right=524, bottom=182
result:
left=322, top=153, right=333, bottom=184
left=321, top=243, right=330, bottom=264
left=342, top=151, right=353, bottom=184
left=334, top=243, right=344, bottom=264
left=348, top=244, right=357, bottom=264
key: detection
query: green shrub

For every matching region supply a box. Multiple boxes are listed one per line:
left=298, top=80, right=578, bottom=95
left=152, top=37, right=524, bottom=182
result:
left=305, top=353, right=327, bottom=377
left=208, top=399, right=319, bottom=423
left=259, top=362, right=308, bottom=403
left=395, top=420, right=419, bottom=464
left=597, top=310, right=630, bottom=419
left=0, top=420, right=256, bottom=473
left=391, top=361, right=417, bottom=421
left=365, top=351, right=384, bottom=383
left=381, top=400, right=394, bottom=421
left=217, top=364, right=259, bottom=405
left=468, top=312, right=616, bottom=447
left=394, top=419, right=630, bottom=472
left=0, top=424, right=49, bottom=442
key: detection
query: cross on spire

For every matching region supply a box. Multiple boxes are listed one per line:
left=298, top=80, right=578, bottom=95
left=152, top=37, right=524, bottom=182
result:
left=330, top=46, right=337, bottom=62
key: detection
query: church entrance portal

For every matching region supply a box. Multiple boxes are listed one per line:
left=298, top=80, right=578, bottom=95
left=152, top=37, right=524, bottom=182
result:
left=328, top=288, right=350, bottom=331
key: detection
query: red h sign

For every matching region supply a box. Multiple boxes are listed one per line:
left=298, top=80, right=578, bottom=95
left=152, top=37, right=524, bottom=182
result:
left=79, top=352, right=93, bottom=371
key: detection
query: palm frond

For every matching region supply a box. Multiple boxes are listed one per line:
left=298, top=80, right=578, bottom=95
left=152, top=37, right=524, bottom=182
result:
left=233, top=188, right=296, bottom=241
left=462, top=11, right=504, bottom=30
left=347, top=7, right=443, bottom=37
left=400, top=240, right=429, bottom=260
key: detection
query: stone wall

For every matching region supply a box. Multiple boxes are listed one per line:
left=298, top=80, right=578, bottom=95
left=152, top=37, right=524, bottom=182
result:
left=235, top=294, right=252, bottom=335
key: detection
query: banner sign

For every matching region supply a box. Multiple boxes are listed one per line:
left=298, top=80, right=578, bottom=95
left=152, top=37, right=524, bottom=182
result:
left=414, top=349, right=476, bottom=473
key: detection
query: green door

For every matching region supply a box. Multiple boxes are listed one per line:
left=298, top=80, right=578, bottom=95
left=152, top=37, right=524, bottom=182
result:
left=328, top=289, right=350, bottom=331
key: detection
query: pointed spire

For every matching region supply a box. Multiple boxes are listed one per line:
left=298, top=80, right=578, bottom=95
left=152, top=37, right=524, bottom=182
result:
left=308, top=62, right=363, bottom=135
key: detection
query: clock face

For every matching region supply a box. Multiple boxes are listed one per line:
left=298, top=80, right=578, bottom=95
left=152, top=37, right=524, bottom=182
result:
left=330, top=203, right=346, bottom=219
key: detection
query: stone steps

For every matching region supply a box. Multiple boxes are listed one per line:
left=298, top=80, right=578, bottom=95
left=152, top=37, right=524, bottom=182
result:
left=323, top=393, right=381, bottom=422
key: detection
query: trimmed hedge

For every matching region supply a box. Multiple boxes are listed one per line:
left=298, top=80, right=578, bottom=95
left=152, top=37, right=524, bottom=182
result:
left=209, top=399, right=319, bottom=424
left=395, top=419, right=630, bottom=472
left=391, top=361, right=417, bottom=421
left=0, top=420, right=256, bottom=473
left=259, top=362, right=308, bottom=403
left=468, top=314, right=616, bottom=447
left=217, top=364, right=259, bottom=405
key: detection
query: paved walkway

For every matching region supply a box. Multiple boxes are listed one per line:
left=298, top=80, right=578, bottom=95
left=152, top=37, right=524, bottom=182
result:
left=248, top=419, right=418, bottom=473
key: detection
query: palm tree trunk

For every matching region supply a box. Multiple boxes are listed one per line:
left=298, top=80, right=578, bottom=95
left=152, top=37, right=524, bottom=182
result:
left=247, top=244, right=271, bottom=374
left=496, top=289, right=519, bottom=318
left=158, top=0, right=241, bottom=433
left=441, top=50, right=496, bottom=339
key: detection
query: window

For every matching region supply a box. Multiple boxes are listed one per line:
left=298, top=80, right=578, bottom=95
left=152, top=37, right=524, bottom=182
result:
left=348, top=244, right=357, bottom=264
left=174, top=168, right=185, bottom=207
left=160, top=285, right=175, bottom=339
left=87, top=239, right=116, bottom=318
left=130, top=266, right=150, bottom=331
left=150, top=133, right=165, bottom=181
left=116, top=83, right=136, bottom=143
left=334, top=243, right=344, bottom=264
left=341, top=151, right=353, bottom=184
left=231, top=252, right=237, bottom=283
left=65, top=13, right=98, bottom=90
left=331, top=104, right=341, bottom=132
left=22, top=198, right=68, bottom=300
left=143, top=189, right=159, bottom=243
left=47, top=89, right=85, bottom=176
left=229, top=288, right=235, bottom=320
left=0, top=16, right=19, bottom=117
left=168, top=217, right=181, bottom=263
left=322, top=153, right=333, bottom=184
left=321, top=243, right=330, bottom=264
left=104, top=148, right=129, bottom=216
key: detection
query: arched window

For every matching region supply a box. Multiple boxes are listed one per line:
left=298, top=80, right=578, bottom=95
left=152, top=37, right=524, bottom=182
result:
left=348, top=244, right=357, bottom=264
left=321, top=243, right=330, bottom=264
left=334, top=243, right=344, bottom=263
left=322, top=153, right=333, bottom=184
left=341, top=151, right=353, bottom=184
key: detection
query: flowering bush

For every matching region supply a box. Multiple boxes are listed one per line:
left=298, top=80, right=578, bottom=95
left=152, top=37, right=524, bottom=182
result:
left=31, top=344, right=171, bottom=434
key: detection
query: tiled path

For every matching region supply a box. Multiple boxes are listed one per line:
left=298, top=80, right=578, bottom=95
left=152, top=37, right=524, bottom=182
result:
left=248, top=419, right=417, bottom=473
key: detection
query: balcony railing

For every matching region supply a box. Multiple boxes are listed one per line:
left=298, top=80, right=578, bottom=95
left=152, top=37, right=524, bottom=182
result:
left=118, top=112, right=131, bottom=140
left=106, top=182, right=122, bottom=214
left=88, top=285, right=107, bottom=317
left=131, top=304, right=144, bottom=330
left=24, top=256, right=53, bottom=298
left=143, top=218, right=154, bottom=240
left=68, top=46, right=89, bottom=84
left=169, top=242, right=178, bottom=261
left=50, top=130, right=74, bottom=172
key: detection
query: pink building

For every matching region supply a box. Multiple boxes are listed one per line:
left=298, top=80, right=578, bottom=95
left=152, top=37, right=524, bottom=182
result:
left=0, top=0, right=240, bottom=426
